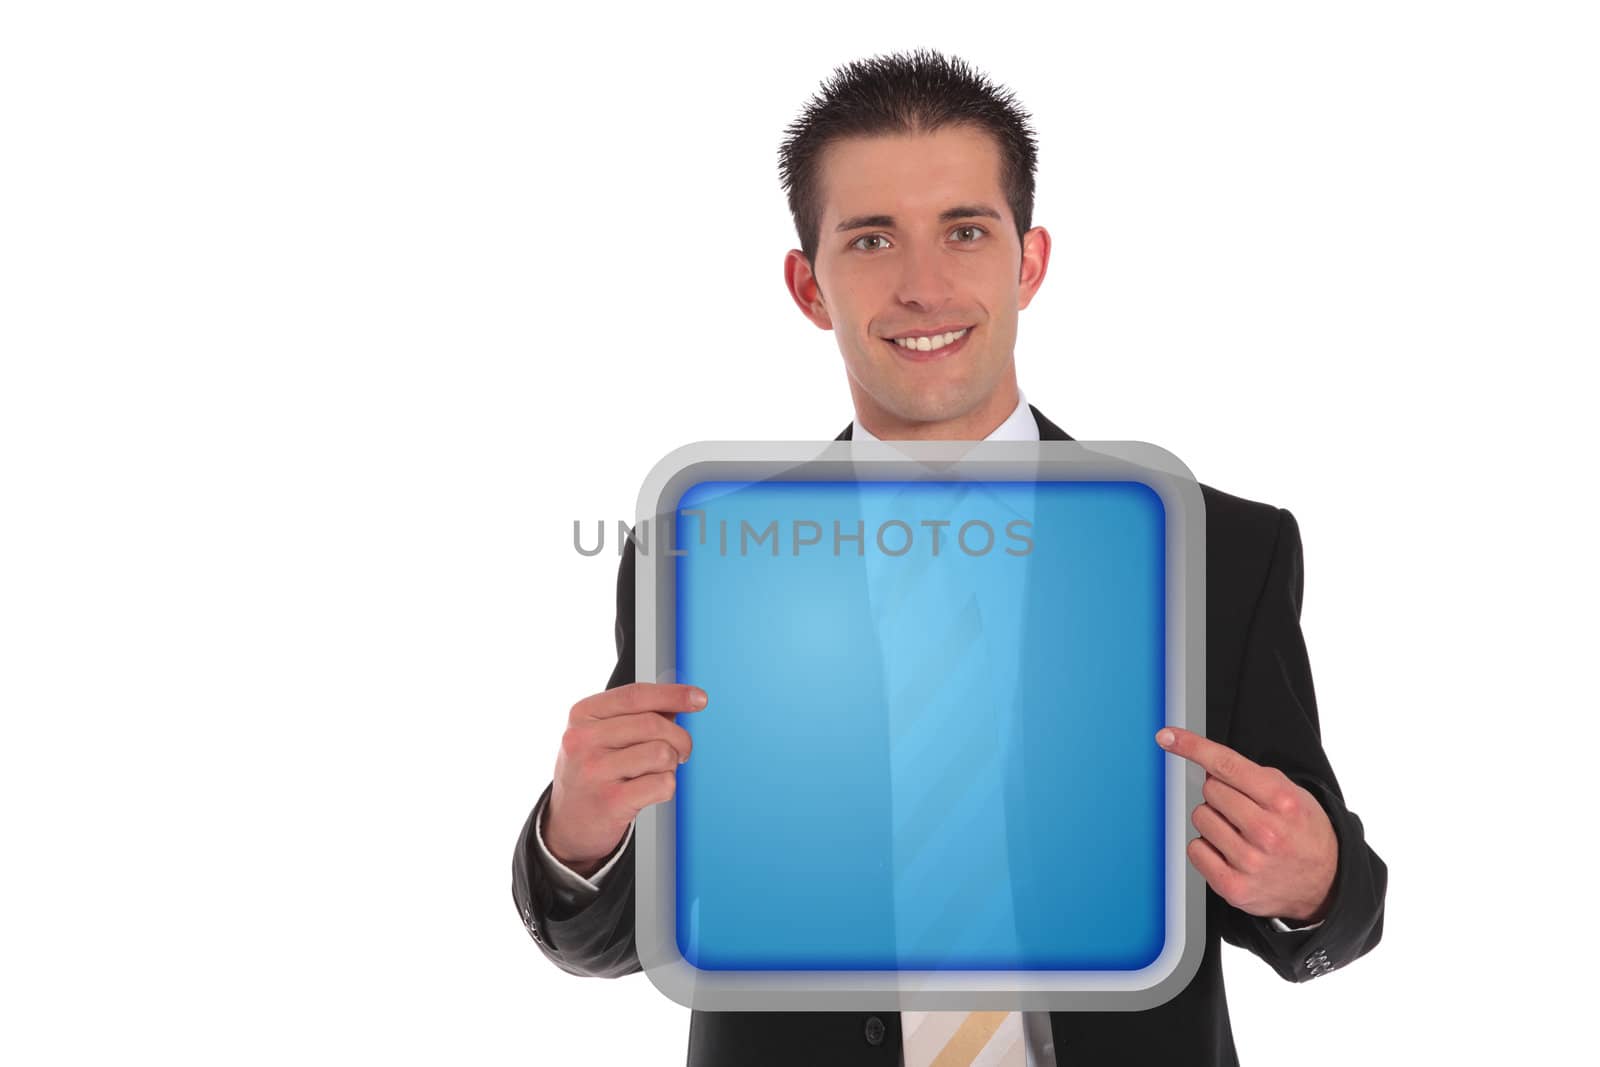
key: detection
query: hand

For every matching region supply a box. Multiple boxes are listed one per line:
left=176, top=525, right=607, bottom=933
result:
left=544, top=682, right=708, bottom=877
left=1156, top=726, right=1338, bottom=924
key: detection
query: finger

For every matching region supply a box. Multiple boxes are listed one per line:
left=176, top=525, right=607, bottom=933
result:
left=574, top=682, right=708, bottom=721
left=1186, top=837, right=1244, bottom=905
left=591, top=714, right=694, bottom=761
left=1191, top=802, right=1257, bottom=871
left=1156, top=726, right=1275, bottom=800
left=600, top=740, right=686, bottom=781
left=1201, top=774, right=1273, bottom=849
left=618, top=770, right=676, bottom=812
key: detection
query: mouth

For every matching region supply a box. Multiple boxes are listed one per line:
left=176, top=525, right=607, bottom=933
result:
left=881, top=325, right=972, bottom=363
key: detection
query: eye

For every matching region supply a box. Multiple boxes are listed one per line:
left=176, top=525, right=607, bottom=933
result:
left=951, top=224, right=987, bottom=243
left=851, top=233, right=891, bottom=252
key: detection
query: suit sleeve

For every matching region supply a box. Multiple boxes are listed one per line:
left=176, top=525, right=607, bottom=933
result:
left=1216, top=508, right=1388, bottom=983
left=511, top=538, right=643, bottom=979
left=530, top=789, right=636, bottom=895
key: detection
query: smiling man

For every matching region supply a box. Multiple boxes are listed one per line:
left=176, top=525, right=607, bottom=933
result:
left=783, top=121, right=1043, bottom=442
left=512, top=49, right=1387, bottom=1067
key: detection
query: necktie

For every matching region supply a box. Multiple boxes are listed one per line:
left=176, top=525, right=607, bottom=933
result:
left=856, top=480, right=1041, bottom=1067
left=902, top=1008, right=1027, bottom=1066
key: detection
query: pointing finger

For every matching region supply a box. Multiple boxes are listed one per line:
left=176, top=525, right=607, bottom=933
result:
left=1201, top=773, right=1273, bottom=850
left=1156, top=726, right=1276, bottom=802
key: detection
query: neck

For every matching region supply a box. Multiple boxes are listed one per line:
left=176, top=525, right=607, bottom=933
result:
left=854, top=381, right=1021, bottom=441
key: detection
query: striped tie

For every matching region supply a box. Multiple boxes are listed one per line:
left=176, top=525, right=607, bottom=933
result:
left=855, top=479, right=1042, bottom=1067
left=902, top=1008, right=1027, bottom=1067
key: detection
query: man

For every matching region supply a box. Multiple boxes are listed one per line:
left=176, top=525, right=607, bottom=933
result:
left=512, top=49, right=1386, bottom=1066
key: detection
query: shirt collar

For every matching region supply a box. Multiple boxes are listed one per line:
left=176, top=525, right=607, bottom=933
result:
left=851, top=388, right=1037, bottom=443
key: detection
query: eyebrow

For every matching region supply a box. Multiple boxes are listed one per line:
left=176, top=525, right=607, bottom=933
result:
left=833, top=204, right=1003, bottom=232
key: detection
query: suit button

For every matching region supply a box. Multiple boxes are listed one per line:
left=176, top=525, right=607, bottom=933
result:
left=863, top=1016, right=885, bottom=1046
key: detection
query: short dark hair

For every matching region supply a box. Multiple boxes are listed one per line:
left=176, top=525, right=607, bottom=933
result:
left=777, top=48, right=1039, bottom=267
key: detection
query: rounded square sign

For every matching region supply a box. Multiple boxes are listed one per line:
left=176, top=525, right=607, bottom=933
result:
left=632, top=440, right=1205, bottom=1012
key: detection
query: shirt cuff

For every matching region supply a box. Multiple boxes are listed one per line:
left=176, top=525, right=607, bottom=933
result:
left=1269, top=915, right=1326, bottom=933
left=531, top=789, right=635, bottom=893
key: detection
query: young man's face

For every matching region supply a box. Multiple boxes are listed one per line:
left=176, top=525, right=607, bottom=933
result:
left=785, top=124, right=1050, bottom=439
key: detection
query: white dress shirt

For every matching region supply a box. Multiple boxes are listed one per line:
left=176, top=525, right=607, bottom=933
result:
left=528, top=387, right=1322, bottom=1066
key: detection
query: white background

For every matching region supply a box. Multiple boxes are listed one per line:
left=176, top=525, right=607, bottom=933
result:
left=2, top=2, right=1595, bottom=1063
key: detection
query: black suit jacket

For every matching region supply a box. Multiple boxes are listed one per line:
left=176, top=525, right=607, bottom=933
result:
left=513, top=405, right=1387, bottom=1066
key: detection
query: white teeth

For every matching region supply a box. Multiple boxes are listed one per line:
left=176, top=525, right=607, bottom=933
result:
left=892, top=328, right=967, bottom=351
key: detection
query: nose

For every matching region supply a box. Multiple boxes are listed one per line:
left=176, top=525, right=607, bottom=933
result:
left=892, top=241, right=956, bottom=313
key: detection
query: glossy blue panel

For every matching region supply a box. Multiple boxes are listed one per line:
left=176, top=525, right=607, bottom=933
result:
left=671, top=480, right=1166, bottom=972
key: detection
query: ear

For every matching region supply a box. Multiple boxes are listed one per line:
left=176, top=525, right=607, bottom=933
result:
left=1016, top=226, right=1051, bottom=311
left=784, top=249, right=834, bottom=330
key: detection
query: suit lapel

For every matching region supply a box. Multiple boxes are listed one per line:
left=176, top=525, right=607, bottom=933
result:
left=1027, top=404, right=1073, bottom=443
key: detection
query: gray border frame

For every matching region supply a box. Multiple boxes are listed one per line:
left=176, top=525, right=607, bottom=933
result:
left=632, top=440, right=1206, bottom=1012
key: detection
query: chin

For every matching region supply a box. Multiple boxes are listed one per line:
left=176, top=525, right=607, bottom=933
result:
left=854, top=360, right=993, bottom=426
left=882, top=390, right=980, bottom=426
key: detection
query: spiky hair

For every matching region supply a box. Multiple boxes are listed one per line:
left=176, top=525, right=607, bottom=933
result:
left=777, top=48, right=1039, bottom=265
